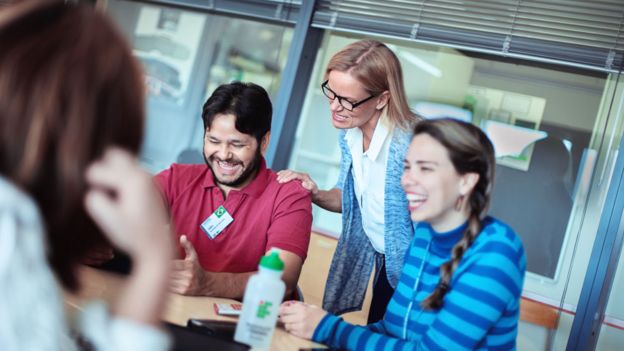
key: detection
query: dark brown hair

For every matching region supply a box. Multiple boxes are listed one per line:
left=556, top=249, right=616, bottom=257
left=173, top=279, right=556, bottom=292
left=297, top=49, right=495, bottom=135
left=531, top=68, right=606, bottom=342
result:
left=413, top=118, right=496, bottom=309
left=0, top=0, right=145, bottom=290
left=325, top=39, right=420, bottom=130
left=202, top=81, right=272, bottom=144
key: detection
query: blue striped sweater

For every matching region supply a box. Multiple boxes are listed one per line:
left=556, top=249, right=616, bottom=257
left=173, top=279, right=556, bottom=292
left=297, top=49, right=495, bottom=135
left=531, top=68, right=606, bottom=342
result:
left=314, top=217, right=526, bottom=350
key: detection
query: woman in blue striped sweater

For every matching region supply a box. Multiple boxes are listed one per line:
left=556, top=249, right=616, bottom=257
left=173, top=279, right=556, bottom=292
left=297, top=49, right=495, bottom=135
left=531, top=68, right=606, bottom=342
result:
left=280, top=118, right=526, bottom=350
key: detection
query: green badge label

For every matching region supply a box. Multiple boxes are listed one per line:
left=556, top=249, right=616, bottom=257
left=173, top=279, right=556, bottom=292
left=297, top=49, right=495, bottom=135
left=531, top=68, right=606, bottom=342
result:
left=215, top=205, right=226, bottom=218
left=256, top=301, right=272, bottom=319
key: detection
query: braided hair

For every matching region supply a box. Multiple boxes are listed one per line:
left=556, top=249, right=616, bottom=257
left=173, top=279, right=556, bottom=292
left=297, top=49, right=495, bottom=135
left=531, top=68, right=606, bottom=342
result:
left=414, top=118, right=496, bottom=310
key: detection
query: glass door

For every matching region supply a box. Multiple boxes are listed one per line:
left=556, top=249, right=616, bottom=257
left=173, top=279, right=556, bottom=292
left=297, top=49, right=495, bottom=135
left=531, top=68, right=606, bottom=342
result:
left=596, top=246, right=624, bottom=350
left=587, top=75, right=624, bottom=351
left=546, top=72, right=624, bottom=350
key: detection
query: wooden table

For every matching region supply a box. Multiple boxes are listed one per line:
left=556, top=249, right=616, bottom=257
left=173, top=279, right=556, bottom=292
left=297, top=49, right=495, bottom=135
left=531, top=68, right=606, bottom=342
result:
left=64, top=266, right=325, bottom=350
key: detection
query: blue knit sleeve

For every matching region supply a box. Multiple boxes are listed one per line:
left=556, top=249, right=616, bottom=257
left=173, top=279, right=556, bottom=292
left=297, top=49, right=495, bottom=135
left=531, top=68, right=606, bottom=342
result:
left=313, top=314, right=420, bottom=350
left=365, top=319, right=388, bottom=334
left=334, top=130, right=349, bottom=191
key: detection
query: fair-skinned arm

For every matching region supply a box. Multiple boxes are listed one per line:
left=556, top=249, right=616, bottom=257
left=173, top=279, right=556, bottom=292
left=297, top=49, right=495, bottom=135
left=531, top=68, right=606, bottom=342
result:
left=278, top=301, right=390, bottom=339
left=84, top=148, right=173, bottom=327
left=279, top=301, right=328, bottom=339
left=169, top=236, right=303, bottom=300
left=276, top=170, right=342, bottom=213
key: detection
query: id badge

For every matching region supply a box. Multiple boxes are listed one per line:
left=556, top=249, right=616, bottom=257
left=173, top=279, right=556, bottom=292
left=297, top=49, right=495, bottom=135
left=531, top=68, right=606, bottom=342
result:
left=200, top=205, right=234, bottom=239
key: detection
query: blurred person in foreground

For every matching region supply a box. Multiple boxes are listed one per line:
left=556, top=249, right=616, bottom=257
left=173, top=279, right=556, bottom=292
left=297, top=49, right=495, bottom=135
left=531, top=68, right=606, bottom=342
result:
left=280, top=118, right=526, bottom=350
left=0, top=1, right=173, bottom=350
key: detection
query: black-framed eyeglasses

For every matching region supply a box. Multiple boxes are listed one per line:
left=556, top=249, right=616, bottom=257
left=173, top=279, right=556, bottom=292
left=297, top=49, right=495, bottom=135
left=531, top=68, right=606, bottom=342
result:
left=321, top=80, right=376, bottom=111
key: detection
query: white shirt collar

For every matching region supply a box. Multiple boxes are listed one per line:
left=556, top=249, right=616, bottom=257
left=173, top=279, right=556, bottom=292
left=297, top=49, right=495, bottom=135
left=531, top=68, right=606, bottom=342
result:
left=344, top=109, right=391, bottom=162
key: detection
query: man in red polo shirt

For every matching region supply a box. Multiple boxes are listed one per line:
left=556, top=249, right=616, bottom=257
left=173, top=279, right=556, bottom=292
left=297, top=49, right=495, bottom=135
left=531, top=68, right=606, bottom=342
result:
left=155, top=82, right=312, bottom=299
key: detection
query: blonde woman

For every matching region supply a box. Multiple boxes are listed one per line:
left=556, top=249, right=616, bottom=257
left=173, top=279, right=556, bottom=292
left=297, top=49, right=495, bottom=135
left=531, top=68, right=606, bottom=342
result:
left=278, top=40, right=419, bottom=322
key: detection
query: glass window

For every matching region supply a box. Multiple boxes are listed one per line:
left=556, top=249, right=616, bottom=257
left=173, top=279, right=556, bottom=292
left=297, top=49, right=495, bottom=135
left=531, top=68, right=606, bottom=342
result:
left=106, top=0, right=292, bottom=173
left=597, top=244, right=624, bottom=350
left=288, top=32, right=624, bottom=349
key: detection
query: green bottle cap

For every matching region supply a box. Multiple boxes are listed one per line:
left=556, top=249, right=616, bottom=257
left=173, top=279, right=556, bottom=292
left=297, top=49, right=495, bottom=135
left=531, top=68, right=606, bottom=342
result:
left=259, top=251, right=284, bottom=271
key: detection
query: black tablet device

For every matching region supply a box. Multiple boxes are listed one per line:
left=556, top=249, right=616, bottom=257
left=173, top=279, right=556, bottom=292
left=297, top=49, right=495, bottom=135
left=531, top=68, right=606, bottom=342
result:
left=165, top=321, right=249, bottom=351
left=186, top=319, right=237, bottom=340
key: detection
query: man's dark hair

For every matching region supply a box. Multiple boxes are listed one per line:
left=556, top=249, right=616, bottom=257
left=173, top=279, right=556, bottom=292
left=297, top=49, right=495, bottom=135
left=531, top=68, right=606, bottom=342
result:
left=201, top=82, right=272, bottom=143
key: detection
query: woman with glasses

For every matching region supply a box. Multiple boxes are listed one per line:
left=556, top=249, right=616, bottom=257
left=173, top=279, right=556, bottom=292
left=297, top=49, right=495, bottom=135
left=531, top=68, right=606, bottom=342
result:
left=278, top=39, right=419, bottom=322
left=280, top=118, right=526, bottom=350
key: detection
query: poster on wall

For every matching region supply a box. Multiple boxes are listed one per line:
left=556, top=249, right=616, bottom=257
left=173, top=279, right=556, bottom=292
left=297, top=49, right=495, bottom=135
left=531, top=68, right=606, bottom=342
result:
left=467, top=86, right=547, bottom=171
left=133, top=6, right=206, bottom=106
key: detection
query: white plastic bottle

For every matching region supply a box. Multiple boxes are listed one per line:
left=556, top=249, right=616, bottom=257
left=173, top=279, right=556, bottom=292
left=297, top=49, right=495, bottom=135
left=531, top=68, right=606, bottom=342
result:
left=234, top=250, right=286, bottom=348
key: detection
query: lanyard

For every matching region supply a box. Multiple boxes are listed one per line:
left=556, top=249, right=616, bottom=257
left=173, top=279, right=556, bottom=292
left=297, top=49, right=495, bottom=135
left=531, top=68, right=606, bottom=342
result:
left=402, top=239, right=431, bottom=340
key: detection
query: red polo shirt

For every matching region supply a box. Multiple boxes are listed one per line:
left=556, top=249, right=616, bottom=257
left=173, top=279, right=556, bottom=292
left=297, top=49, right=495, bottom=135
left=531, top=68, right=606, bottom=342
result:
left=155, top=159, right=312, bottom=273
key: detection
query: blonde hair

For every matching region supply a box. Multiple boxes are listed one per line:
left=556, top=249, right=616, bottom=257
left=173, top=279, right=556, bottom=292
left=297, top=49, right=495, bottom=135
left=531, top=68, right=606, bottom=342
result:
left=325, top=39, right=419, bottom=130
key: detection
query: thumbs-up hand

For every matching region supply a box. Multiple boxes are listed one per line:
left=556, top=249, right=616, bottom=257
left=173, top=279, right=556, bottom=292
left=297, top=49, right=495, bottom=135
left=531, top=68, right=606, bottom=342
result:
left=170, top=235, right=210, bottom=295
left=180, top=235, right=198, bottom=261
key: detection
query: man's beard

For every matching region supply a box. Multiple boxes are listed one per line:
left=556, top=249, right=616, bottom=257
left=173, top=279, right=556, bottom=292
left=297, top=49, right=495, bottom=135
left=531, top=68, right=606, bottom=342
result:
left=204, top=147, right=262, bottom=188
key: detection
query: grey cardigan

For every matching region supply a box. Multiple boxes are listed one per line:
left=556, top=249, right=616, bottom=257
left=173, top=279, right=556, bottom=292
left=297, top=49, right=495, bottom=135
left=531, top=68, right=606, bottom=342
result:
left=322, top=127, right=415, bottom=315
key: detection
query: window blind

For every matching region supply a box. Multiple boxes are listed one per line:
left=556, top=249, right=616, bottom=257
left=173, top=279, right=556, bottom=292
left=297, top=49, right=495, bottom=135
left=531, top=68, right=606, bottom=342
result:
left=141, top=0, right=302, bottom=25
left=312, top=0, right=624, bottom=72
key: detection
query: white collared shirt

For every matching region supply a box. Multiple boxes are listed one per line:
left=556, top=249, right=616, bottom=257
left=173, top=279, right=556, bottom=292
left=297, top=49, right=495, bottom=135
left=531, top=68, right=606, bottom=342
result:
left=345, top=113, right=392, bottom=254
